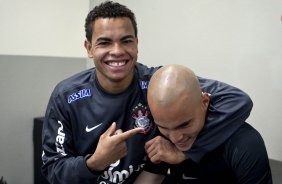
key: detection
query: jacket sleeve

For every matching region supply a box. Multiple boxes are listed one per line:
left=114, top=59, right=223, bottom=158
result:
left=185, top=77, right=253, bottom=163
left=41, top=89, right=100, bottom=184
left=225, top=124, right=272, bottom=184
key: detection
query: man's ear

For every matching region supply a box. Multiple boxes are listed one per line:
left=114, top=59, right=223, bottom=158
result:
left=135, top=37, right=139, bottom=55
left=201, top=92, right=210, bottom=110
left=84, top=40, right=93, bottom=58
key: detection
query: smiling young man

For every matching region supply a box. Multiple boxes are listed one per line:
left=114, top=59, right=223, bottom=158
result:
left=135, top=65, right=272, bottom=184
left=84, top=17, right=138, bottom=93
left=41, top=1, right=254, bottom=184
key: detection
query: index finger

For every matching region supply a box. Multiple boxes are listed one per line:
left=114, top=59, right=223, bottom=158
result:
left=145, top=139, right=153, bottom=151
left=118, top=128, right=144, bottom=141
left=145, top=136, right=159, bottom=151
left=145, top=136, right=166, bottom=151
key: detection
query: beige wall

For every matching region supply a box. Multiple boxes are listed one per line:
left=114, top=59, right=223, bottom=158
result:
left=0, top=0, right=89, bottom=57
left=0, top=1, right=89, bottom=183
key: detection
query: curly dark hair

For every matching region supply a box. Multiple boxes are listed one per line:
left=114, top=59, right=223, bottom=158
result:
left=85, top=1, right=138, bottom=42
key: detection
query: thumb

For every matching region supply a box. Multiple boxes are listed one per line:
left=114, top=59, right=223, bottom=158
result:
left=105, top=122, right=116, bottom=136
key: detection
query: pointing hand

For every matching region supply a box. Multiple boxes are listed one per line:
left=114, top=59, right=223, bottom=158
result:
left=86, top=122, right=144, bottom=171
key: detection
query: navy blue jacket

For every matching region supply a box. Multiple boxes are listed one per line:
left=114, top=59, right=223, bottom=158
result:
left=159, top=123, right=272, bottom=184
left=42, top=63, right=252, bottom=184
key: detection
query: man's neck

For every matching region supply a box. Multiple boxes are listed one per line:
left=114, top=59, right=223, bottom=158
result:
left=96, top=73, right=134, bottom=94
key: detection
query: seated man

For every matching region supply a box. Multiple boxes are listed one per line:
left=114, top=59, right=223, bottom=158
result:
left=135, top=64, right=272, bottom=184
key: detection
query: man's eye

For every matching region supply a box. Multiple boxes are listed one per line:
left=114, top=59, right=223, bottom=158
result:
left=179, top=123, right=191, bottom=129
left=123, top=39, right=133, bottom=44
left=98, top=41, right=109, bottom=45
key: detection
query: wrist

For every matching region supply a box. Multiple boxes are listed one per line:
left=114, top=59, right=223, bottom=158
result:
left=178, top=152, right=187, bottom=163
left=86, top=153, right=107, bottom=172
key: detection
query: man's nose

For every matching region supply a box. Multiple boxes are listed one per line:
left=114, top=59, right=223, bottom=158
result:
left=110, top=43, right=125, bottom=56
left=168, top=130, right=183, bottom=144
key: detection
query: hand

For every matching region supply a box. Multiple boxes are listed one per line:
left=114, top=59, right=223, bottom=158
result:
left=87, top=122, right=144, bottom=171
left=145, top=136, right=187, bottom=164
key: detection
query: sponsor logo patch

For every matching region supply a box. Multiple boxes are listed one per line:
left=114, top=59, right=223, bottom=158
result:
left=68, top=89, right=91, bottom=104
left=85, top=123, right=103, bottom=132
left=100, top=159, right=145, bottom=183
left=55, top=120, right=67, bottom=156
left=139, top=81, right=149, bottom=89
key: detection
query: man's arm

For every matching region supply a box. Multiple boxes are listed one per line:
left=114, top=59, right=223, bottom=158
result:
left=42, top=94, right=100, bottom=184
left=138, top=77, right=253, bottom=179
left=42, top=91, right=144, bottom=184
left=134, top=149, right=170, bottom=184
left=186, top=77, right=253, bottom=162
left=134, top=171, right=165, bottom=184
left=135, top=136, right=184, bottom=184
left=144, top=136, right=187, bottom=164
left=226, top=124, right=272, bottom=184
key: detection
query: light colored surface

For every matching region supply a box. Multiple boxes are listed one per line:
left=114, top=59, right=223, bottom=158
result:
left=0, top=0, right=89, bottom=57
left=90, top=0, right=282, bottom=161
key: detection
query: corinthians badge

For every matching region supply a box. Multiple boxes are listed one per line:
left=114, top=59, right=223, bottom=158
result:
left=132, top=103, right=153, bottom=133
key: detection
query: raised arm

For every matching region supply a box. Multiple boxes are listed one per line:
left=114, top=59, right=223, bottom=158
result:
left=185, top=77, right=253, bottom=162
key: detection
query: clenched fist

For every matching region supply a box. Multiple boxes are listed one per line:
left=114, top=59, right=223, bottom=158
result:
left=145, top=136, right=187, bottom=164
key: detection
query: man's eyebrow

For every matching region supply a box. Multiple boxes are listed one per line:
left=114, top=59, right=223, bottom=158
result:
left=157, top=121, right=191, bottom=130
left=175, top=121, right=191, bottom=129
left=95, top=35, right=135, bottom=43
left=156, top=124, right=168, bottom=129
left=121, top=35, right=135, bottom=40
left=96, top=37, right=112, bottom=42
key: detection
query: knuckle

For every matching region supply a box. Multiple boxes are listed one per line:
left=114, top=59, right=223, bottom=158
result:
left=155, top=136, right=164, bottom=143
left=157, top=151, right=164, bottom=158
left=155, top=136, right=162, bottom=141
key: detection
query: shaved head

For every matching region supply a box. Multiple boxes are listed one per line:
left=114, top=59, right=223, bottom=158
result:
left=148, top=64, right=202, bottom=109
left=148, top=64, right=209, bottom=151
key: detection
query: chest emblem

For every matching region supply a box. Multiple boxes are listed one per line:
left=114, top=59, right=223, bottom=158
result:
left=132, top=103, right=153, bottom=133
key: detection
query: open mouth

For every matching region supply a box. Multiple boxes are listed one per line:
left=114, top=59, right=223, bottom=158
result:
left=106, top=60, right=128, bottom=67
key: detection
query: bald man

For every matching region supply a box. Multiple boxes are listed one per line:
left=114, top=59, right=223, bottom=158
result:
left=135, top=65, right=272, bottom=184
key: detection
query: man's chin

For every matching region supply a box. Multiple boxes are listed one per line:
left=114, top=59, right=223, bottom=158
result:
left=176, top=144, right=192, bottom=151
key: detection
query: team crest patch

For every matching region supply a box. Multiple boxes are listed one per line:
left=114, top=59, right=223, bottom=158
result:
left=132, top=103, right=153, bottom=133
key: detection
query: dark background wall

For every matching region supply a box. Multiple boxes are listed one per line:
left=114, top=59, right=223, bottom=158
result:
left=0, top=55, right=87, bottom=183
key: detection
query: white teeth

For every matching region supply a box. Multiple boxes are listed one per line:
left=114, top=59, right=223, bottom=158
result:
left=108, top=61, right=126, bottom=66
